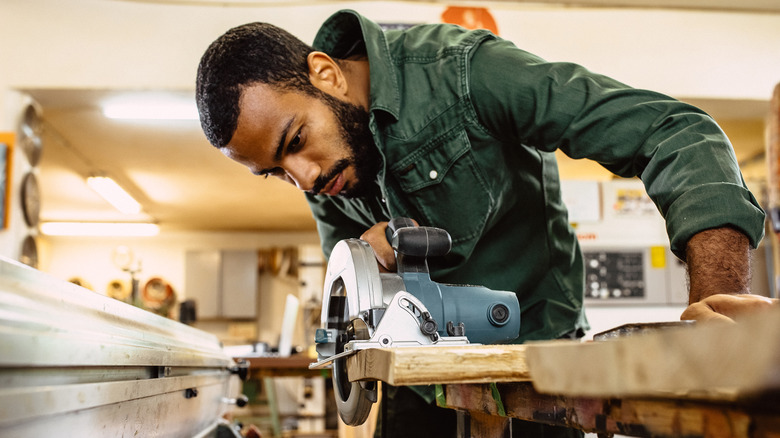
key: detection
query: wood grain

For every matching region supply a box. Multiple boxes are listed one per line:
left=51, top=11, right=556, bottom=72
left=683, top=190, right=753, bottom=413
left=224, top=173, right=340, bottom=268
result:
left=338, top=307, right=780, bottom=437
left=346, top=344, right=530, bottom=385
left=344, top=306, right=780, bottom=399
left=444, top=382, right=780, bottom=438
left=525, top=306, right=780, bottom=399
left=767, top=82, right=780, bottom=221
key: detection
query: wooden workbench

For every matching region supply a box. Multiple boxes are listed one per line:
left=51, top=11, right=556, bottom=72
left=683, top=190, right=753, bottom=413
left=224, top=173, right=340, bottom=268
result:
left=240, top=355, right=326, bottom=378
left=345, top=306, right=780, bottom=437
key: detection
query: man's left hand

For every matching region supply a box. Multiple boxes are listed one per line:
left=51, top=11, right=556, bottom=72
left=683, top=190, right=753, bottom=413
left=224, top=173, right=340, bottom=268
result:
left=680, top=293, right=778, bottom=323
left=681, top=227, right=778, bottom=323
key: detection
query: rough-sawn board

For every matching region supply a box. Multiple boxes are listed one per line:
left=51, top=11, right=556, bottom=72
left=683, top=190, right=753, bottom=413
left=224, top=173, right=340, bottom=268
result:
left=345, top=306, right=780, bottom=401
left=525, top=305, right=780, bottom=399
left=346, top=344, right=530, bottom=386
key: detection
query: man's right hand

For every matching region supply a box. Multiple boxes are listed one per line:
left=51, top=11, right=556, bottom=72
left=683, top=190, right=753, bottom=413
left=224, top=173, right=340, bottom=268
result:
left=360, top=219, right=419, bottom=272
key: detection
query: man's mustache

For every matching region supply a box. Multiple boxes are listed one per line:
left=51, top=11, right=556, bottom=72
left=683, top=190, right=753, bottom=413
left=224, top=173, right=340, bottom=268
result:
left=311, top=159, right=350, bottom=194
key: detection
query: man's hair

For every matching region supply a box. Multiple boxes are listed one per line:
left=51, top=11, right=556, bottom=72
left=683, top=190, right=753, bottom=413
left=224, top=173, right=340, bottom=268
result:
left=196, top=23, right=316, bottom=148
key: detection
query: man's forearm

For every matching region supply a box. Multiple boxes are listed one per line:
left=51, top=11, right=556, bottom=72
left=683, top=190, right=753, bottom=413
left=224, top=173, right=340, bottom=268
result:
left=685, top=226, right=751, bottom=304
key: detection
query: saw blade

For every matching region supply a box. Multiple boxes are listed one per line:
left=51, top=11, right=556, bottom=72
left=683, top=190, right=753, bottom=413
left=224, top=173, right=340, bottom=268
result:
left=332, top=313, right=376, bottom=425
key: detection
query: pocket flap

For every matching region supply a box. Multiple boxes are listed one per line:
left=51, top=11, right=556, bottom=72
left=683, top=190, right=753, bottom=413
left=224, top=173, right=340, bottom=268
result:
left=390, top=130, right=470, bottom=192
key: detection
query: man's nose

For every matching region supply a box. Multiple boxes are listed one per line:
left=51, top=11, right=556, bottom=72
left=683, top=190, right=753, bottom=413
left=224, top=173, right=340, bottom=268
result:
left=281, top=155, right=319, bottom=192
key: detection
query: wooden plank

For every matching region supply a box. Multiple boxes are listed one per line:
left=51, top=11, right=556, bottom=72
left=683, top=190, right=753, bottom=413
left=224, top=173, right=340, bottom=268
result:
left=767, top=81, right=780, bottom=291
left=239, top=355, right=326, bottom=378
left=766, top=81, right=780, bottom=232
left=346, top=344, right=530, bottom=385
left=344, top=306, right=780, bottom=397
left=338, top=307, right=780, bottom=436
left=444, top=382, right=780, bottom=438
left=460, top=411, right=511, bottom=438
left=525, top=306, right=780, bottom=399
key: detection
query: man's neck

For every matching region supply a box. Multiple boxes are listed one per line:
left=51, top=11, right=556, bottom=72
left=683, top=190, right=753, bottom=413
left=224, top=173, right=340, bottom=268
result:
left=339, top=58, right=371, bottom=111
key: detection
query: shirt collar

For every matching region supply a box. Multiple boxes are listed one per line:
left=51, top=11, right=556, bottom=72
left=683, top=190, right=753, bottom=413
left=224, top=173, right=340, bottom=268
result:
left=313, top=10, right=401, bottom=121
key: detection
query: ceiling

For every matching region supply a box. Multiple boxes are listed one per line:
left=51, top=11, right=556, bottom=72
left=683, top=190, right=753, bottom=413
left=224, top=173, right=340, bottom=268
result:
left=122, top=0, right=780, bottom=14
left=488, top=0, right=780, bottom=13
left=28, top=89, right=317, bottom=233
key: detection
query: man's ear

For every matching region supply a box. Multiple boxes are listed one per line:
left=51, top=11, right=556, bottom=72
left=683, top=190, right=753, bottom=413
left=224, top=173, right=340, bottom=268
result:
left=307, top=51, right=347, bottom=96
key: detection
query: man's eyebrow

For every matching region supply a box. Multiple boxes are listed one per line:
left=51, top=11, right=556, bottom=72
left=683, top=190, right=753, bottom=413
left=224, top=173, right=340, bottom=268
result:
left=273, top=117, right=295, bottom=162
left=256, top=117, right=294, bottom=176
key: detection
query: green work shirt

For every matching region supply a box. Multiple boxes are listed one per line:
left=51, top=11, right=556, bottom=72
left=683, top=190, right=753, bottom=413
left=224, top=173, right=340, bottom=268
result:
left=306, top=10, right=765, bottom=343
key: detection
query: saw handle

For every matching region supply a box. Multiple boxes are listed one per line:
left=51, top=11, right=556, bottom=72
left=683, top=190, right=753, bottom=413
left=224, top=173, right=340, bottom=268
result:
left=385, top=217, right=452, bottom=257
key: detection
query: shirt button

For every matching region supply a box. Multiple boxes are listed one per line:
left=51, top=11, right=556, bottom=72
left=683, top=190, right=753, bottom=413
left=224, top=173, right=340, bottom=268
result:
left=429, top=170, right=438, bottom=180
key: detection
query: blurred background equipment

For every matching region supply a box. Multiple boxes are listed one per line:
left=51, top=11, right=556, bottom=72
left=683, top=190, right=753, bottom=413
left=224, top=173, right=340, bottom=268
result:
left=0, top=256, right=246, bottom=436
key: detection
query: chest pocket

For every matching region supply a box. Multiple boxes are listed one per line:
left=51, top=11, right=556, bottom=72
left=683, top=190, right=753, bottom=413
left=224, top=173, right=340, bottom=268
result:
left=388, top=129, right=494, bottom=244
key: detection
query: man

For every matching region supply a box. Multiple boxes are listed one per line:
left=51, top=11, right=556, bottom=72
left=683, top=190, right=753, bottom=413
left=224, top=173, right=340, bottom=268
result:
left=196, top=9, right=776, bottom=437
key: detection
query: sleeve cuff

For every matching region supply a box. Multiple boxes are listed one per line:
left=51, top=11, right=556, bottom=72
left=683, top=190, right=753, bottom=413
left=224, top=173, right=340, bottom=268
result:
left=665, top=182, right=765, bottom=260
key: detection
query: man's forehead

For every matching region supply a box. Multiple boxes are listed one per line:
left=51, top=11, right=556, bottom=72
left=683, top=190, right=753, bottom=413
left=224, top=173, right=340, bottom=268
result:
left=227, top=84, right=300, bottom=170
left=237, top=83, right=278, bottom=122
left=232, top=85, right=284, bottom=146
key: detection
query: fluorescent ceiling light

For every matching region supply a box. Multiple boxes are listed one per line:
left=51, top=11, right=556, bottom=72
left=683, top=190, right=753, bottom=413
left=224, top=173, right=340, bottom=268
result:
left=87, top=176, right=141, bottom=214
left=103, top=96, right=198, bottom=120
left=40, top=222, right=159, bottom=237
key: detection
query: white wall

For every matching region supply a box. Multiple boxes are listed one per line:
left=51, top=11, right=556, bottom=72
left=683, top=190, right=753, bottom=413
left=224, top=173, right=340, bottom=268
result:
left=1, top=0, right=778, bottom=102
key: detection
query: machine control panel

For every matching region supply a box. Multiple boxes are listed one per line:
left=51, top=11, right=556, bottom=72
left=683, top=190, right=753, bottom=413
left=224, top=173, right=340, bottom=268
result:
left=581, top=247, right=681, bottom=305
left=584, top=250, right=645, bottom=299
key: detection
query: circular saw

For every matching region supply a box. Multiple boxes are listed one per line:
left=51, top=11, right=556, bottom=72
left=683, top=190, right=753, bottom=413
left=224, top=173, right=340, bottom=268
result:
left=310, top=218, right=522, bottom=426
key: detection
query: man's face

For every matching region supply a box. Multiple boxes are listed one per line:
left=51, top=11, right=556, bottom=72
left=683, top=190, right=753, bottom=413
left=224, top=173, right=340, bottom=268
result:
left=222, top=83, right=380, bottom=198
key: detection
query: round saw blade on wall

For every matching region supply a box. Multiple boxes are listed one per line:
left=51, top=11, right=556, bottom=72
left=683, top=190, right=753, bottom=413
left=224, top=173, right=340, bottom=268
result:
left=18, top=103, right=43, bottom=167
left=20, top=172, right=40, bottom=228
left=20, top=235, right=38, bottom=269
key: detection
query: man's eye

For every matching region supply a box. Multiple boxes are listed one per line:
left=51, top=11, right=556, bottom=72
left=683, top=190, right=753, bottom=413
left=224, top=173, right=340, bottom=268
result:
left=288, top=133, right=302, bottom=152
left=259, top=167, right=283, bottom=179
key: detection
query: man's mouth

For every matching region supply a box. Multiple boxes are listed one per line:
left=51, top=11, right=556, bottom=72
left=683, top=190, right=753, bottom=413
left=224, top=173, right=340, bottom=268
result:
left=322, top=172, right=346, bottom=196
left=312, top=159, right=351, bottom=196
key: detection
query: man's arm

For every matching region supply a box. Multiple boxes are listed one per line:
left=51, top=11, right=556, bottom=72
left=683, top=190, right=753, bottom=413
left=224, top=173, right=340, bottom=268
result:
left=682, top=226, right=777, bottom=322
left=686, top=226, right=751, bottom=303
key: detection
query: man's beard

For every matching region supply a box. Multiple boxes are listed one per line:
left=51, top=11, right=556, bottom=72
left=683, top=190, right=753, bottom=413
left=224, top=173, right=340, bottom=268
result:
left=312, top=92, right=382, bottom=199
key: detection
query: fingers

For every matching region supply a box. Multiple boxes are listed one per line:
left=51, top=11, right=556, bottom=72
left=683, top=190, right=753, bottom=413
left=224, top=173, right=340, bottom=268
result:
left=681, top=293, right=777, bottom=323
left=360, top=222, right=396, bottom=272
left=680, top=301, right=737, bottom=323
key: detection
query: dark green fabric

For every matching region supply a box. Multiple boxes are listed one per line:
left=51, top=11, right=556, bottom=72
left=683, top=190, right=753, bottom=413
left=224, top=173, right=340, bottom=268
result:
left=307, top=10, right=763, bottom=436
left=307, top=9, right=765, bottom=344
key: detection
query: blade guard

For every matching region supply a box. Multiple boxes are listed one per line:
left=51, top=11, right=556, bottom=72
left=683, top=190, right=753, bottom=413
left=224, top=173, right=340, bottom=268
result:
left=320, top=239, right=385, bottom=326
